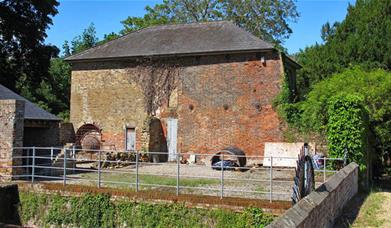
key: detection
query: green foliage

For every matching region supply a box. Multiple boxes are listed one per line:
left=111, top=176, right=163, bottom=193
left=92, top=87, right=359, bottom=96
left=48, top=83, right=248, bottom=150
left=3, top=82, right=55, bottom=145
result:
left=0, top=0, right=59, bottom=91
left=19, top=192, right=47, bottom=224
left=65, top=23, right=99, bottom=56
left=97, top=32, right=120, bottom=45
left=120, top=0, right=299, bottom=46
left=296, top=0, right=391, bottom=97
left=19, top=192, right=274, bottom=227
left=298, top=68, right=391, bottom=155
left=327, top=95, right=368, bottom=170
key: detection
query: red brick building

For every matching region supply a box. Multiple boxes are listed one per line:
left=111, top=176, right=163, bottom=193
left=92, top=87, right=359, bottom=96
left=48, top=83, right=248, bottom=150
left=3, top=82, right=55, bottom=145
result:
left=66, top=21, right=299, bottom=160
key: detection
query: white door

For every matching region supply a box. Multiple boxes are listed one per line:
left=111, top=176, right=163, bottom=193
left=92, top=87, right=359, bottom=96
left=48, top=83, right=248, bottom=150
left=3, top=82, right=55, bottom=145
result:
left=167, top=118, right=178, bottom=161
left=126, top=128, right=136, bottom=151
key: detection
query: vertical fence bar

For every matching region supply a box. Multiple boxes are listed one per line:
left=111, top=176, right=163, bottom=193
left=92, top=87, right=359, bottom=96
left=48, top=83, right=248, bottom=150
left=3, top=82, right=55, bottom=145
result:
left=176, top=152, right=180, bottom=196
left=72, top=146, right=76, bottom=160
left=323, top=157, right=327, bottom=183
left=63, top=149, right=67, bottom=186
left=135, top=152, right=139, bottom=192
left=98, top=150, right=101, bottom=188
left=220, top=153, right=224, bottom=199
left=26, top=149, right=30, bottom=177
left=269, top=156, right=273, bottom=203
left=50, top=147, right=54, bottom=161
left=31, top=147, right=36, bottom=184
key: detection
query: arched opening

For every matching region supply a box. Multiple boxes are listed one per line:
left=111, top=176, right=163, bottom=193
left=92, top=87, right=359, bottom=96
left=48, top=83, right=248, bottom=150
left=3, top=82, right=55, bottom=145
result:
left=75, top=123, right=102, bottom=151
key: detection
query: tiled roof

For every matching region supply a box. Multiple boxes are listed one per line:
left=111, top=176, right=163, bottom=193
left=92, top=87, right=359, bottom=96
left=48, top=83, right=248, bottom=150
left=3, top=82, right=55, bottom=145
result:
left=65, top=21, right=274, bottom=61
left=0, top=84, right=61, bottom=121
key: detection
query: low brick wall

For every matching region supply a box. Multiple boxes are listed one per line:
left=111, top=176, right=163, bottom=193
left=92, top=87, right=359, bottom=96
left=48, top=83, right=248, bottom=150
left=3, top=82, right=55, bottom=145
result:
left=268, top=162, right=359, bottom=228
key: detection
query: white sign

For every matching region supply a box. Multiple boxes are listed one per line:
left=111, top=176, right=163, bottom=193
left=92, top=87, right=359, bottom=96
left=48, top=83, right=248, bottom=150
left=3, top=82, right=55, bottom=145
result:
left=263, top=142, right=315, bottom=167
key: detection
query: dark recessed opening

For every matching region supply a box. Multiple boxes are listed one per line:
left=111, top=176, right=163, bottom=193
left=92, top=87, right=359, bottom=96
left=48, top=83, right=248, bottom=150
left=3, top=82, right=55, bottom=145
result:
left=223, top=104, right=229, bottom=111
left=254, top=103, right=262, bottom=112
left=225, top=54, right=231, bottom=60
left=189, top=104, right=194, bottom=111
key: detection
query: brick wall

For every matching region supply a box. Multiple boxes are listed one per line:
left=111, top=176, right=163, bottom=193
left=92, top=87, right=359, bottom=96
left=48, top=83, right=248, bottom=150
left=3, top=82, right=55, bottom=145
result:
left=0, top=100, right=24, bottom=179
left=177, top=52, right=284, bottom=157
left=267, top=162, right=359, bottom=228
left=70, top=51, right=286, bottom=157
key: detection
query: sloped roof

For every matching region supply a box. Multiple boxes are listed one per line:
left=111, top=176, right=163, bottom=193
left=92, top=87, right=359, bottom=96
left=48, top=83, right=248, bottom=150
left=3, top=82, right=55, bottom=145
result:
left=65, top=21, right=274, bottom=62
left=0, top=84, right=61, bottom=121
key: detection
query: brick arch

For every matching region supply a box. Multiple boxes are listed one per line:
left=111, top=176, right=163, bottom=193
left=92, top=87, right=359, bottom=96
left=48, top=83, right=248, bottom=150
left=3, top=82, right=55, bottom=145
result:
left=75, top=123, right=102, bottom=150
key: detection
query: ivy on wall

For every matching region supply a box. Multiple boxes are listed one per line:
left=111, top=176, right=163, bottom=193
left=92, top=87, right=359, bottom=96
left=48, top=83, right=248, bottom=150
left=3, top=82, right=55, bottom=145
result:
left=327, top=94, right=368, bottom=171
left=126, top=58, right=182, bottom=116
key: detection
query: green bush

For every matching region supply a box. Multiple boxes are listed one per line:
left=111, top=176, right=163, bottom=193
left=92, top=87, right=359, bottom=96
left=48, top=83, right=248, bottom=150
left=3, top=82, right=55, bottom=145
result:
left=280, top=67, right=390, bottom=170
left=327, top=95, right=368, bottom=171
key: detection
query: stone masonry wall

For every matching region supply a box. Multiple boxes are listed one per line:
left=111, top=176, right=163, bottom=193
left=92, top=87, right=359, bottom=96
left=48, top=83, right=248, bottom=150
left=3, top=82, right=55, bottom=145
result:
left=267, top=162, right=359, bottom=228
left=70, top=63, right=147, bottom=151
left=70, top=51, right=285, bottom=156
left=0, top=100, right=24, bottom=180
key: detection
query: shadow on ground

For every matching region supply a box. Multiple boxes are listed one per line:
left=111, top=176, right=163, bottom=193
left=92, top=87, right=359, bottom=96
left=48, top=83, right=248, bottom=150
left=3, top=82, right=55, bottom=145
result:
left=334, top=175, right=391, bottom=228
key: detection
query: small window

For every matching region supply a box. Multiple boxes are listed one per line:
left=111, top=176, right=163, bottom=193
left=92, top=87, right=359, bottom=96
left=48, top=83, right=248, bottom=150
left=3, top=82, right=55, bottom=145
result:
left=125, top=128, right=136, bottom=151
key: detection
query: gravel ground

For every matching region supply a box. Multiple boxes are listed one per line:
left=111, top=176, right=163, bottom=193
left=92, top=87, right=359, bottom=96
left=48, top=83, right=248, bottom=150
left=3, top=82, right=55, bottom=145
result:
left=64, top=162, right=297, bottom=201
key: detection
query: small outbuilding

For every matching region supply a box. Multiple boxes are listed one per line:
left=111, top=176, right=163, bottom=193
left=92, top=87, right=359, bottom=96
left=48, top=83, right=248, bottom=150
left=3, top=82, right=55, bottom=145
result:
left=0, top=84, right=61, bottom=179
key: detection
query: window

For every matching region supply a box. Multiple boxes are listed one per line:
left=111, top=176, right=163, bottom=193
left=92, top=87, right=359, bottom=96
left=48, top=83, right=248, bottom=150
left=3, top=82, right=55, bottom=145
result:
left=125, top=127, right=136, bottom=151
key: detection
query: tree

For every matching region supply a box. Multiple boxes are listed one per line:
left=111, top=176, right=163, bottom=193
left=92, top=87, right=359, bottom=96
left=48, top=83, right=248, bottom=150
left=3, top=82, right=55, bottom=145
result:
left=0, top=0, right=59, bottom=92
left=120, top=0, right=299, bottom=46
left=68, top=23, right=99, bottom=55
left=296, top=0, right=391, bottom=97
left=320, top=22, right=339, bottom=42
left=97, top=32, right=120, bottom=46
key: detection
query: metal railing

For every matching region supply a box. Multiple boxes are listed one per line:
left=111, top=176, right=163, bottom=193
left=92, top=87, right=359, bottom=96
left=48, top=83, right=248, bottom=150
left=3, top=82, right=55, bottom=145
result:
left=0, top=147, right=346, bottom=202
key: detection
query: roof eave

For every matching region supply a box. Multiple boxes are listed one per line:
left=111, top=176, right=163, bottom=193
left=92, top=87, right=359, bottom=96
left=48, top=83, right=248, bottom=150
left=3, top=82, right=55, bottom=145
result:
left=64, top=48, right=277, bottom=64
left=281, top=53, right=302, bottom=69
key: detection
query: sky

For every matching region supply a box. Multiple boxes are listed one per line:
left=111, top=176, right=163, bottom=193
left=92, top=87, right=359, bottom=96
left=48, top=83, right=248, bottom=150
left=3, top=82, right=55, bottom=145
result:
left=45, top=0, right=356, bottom=55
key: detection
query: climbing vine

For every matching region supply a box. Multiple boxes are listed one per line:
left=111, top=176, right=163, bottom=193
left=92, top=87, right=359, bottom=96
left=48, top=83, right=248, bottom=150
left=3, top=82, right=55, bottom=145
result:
left=126, top=58, right=182, bottom=116
left=327, top=94, right=369, bottom=171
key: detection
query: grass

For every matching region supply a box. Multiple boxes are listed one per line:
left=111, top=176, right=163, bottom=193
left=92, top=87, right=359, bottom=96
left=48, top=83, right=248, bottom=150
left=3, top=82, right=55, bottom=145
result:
left=351, top=191, right=386, bottom=227
left=78, top=171, right=220, bottom=189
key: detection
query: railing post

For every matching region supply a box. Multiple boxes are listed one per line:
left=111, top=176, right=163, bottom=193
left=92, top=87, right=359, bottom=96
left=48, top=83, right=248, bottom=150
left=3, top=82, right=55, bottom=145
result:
left=323, top=157, right=327, bottom=183
left=72, top=145, right=76, bottom=159
left=26, top=149, right=30, bottom=177
left=31, top=147, right=36, bottom=184
left=269, top=156, right=273, bottom=203
left=50, top=147, right=54, bottom=161
left=176, top=152, right=180, bottom=196
left=63, top=149, right=67, bottom=186
left=220, top=153, right=224, bottom=199
left=135, top=152, right=139, bottom=192
left=98, top=150, right=101, bottom=188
